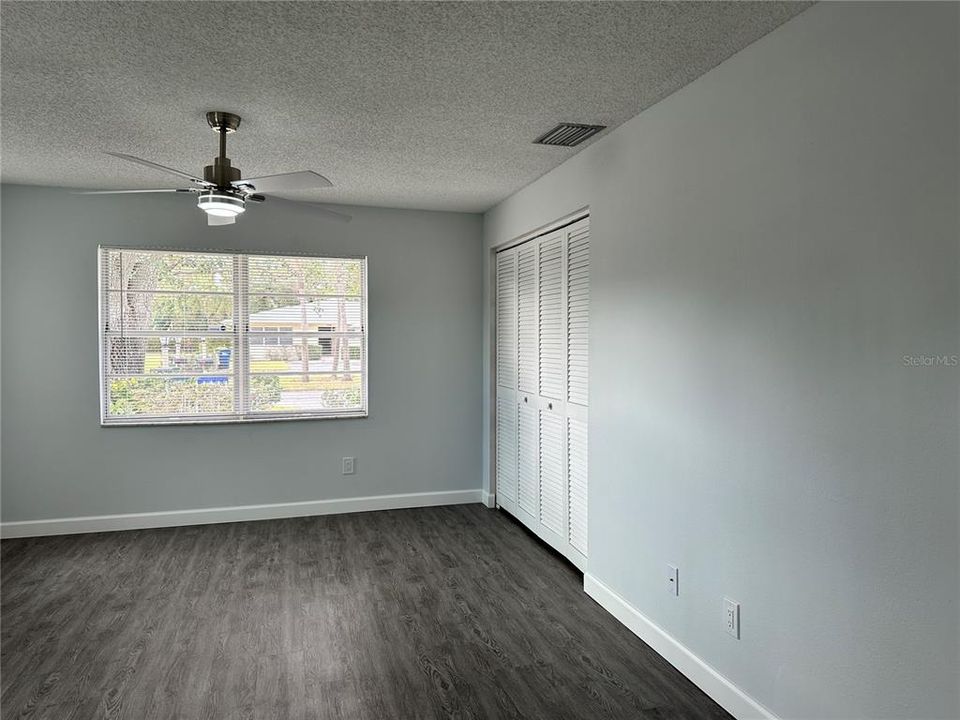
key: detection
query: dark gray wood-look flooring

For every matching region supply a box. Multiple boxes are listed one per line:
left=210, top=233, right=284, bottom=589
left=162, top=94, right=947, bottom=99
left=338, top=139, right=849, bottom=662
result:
left=2, top=505, right=732, bottom=719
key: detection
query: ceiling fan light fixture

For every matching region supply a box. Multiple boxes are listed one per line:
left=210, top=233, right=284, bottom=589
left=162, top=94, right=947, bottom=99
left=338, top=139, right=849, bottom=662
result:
left=197, top=192, right=245, bottom=217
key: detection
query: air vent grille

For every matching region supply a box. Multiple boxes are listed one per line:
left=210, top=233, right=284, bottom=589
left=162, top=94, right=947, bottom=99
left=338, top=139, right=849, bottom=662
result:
left=533, top=123, right=606, bottom=147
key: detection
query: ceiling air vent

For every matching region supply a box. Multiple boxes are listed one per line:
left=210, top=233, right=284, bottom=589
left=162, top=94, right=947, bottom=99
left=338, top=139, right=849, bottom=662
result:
left=533, top=123, right=606, bottom=147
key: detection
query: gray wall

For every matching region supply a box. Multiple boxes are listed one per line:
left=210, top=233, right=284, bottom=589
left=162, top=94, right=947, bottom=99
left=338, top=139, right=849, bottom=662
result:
left=483, top=3, right=959, bottom=719
left=1, top=185, right=483, bottom=520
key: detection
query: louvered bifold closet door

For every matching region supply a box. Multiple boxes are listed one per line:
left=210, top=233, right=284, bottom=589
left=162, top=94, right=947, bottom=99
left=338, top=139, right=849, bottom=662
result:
left=565, top=218, right=590, bottom=561
left=494, top=215, right=589, bottom=570
left=495, top=251, right=519, bottom=507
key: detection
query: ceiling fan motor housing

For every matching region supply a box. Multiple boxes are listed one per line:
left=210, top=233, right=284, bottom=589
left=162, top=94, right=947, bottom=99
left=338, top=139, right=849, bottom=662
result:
left=204, top=157, right=241, bottom=187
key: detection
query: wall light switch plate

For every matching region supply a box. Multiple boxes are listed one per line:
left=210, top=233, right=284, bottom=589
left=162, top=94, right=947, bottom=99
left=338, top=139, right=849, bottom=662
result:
left=667, top=564, right=679, bottom=596
left=724, top=598, right=740, bottom=639
left=342, top=457, right=355, bottom=475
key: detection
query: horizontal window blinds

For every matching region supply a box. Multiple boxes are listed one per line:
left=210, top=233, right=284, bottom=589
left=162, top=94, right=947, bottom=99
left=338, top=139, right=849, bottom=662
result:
left=99, top=247, right=367, bottom=425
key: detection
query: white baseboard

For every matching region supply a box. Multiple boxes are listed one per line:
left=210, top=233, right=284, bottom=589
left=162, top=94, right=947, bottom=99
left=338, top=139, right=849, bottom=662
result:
left=481, top=490, right=496, bottom=508
left=0, top=489, right=484, bottom=539
left=584, top=573, right=777, bottom=720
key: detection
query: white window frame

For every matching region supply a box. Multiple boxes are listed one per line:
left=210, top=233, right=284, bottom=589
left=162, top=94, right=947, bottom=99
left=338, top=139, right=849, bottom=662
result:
left=98, top=246, right=369, bottom=426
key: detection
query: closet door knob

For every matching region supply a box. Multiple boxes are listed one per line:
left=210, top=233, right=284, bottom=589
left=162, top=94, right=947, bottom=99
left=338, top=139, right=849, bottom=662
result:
left=548, top=402, right=553, bottom=410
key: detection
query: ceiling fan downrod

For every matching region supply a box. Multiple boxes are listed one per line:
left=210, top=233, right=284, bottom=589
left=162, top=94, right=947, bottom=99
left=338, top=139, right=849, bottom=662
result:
left=204, top=111, right=242, bottom=189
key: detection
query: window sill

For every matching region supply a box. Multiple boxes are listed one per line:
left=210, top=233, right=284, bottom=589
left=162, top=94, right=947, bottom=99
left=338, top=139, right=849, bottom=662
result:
left=100, top=411, right=369, bottom=427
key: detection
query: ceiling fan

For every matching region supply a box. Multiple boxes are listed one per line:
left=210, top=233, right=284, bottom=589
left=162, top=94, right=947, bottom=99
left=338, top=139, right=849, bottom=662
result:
left=76, top=111, right=350, bottom=225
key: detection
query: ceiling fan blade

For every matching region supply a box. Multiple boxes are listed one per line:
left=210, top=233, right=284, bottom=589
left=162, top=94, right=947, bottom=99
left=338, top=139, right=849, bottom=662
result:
left=73, top=188, right=194, bottom=195
left=207, top=214, right=236, bottom=226
left=252, top=194, right=351, bottom=223
left=233, top=170, right=333, bottom=194
left=106, top=152, right=210, bottom=185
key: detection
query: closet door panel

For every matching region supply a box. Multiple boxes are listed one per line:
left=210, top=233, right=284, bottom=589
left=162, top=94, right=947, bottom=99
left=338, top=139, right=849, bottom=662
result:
left=496, top=396, right=518, bottom=506
left=566, top=219, right=589, bottom=559
left=496, top=251, right=517, bottom=391
left=538, top=232, right=564, bottom=402
left=539, top=410, right=565, bottom=537
left=517, top=402, right=539, bottom=519
left=495, top=249, right=518, bottom=509
left=567, top=417, right=588, bottom=555
left=567, top=221, right=590, bottom=408
left=517, top=243, right=538, bottom=395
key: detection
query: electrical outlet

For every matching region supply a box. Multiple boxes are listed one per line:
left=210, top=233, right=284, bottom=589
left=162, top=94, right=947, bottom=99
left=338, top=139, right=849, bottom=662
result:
left=667, top=564, right=679, bottom=596
left=724, top=598, right=740, bottom=639
left=342, top=457, right=355, bottom=475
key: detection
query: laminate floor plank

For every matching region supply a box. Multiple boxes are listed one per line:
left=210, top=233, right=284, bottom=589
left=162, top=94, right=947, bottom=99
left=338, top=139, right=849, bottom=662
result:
left=2, top=505, right=732, bottom=719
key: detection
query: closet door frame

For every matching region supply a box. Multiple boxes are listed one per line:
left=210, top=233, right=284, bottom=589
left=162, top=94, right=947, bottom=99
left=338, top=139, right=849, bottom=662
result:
left=490, top=207, right=589, bottom=571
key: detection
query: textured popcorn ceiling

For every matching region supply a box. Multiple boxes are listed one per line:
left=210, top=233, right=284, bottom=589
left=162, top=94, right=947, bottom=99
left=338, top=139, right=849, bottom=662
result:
left=1, top=1, right=810, bottom=212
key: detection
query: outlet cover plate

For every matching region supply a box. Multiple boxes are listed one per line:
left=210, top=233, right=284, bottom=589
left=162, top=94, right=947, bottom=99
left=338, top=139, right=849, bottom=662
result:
left=724, top=598, right=740, bottom=639
left=667, top=564, right=679, bottom=596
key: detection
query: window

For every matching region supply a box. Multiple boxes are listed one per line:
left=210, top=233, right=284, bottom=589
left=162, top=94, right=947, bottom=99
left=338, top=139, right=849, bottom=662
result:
left=99, top=247, right=367, bottom=425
